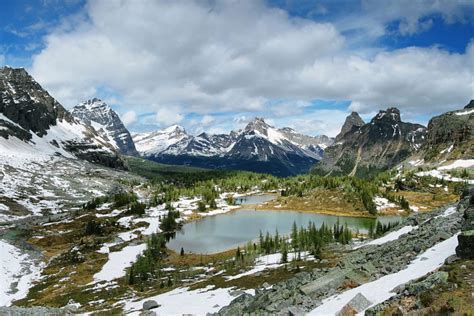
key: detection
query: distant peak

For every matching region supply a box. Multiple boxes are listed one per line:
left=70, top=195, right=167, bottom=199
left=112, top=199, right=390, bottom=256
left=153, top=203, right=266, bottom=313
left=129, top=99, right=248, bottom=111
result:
left=465, top=100, right=474, bottom=109
left=335, top=111, right=365, bottom=142
left=163, top=124, right=186, bottom=134
left=280, top=127, right=296, bottom=133
left=0, top=66, right=32, bottom=80
left=373, top=107, right=401, bottom=122
left=245, top=117, right=271, bottom=132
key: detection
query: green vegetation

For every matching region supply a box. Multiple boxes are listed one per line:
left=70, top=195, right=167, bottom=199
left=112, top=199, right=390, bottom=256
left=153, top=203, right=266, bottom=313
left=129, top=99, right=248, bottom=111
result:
left=127, top=232, right=166, bottom=286
left=368, top=220, right=400, bottom=239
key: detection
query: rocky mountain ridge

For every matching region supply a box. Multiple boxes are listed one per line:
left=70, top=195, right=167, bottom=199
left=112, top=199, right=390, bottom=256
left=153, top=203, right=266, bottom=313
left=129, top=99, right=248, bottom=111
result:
left=133, top=117, right=334, bottom=176
left=313, top=107, right=427, bottom=177
left=418, top=100, right=474, bottom=163
left=72, top=98, right=138, bottom=156
left=0, top=67, right=125, bottom=168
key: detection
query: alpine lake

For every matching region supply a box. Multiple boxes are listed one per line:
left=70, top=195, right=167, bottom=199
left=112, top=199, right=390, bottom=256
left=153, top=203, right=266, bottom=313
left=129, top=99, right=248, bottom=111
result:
left=167, top=194, right=402, bottom=254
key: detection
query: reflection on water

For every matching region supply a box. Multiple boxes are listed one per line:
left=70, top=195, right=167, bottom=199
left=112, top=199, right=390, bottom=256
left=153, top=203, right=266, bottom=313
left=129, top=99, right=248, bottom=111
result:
left=167, top=207, right=402, bottom=254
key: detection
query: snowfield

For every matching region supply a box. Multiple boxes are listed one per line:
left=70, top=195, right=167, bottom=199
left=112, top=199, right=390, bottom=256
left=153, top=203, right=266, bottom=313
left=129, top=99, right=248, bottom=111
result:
left=0, top=240, right=43, bottom=306
left=353, top=225, right=418, bottom=249
left=93, top=243, right=147, bottom=283
left=309, top=234, right=459, bottom=315
left=123, top=285, right=255, bottom=315
left=438, top=159, right=474, bottom=170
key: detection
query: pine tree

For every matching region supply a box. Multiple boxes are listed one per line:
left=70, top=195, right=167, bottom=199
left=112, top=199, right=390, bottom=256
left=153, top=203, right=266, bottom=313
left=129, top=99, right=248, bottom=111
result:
left=281, top=242, right=288, bottom=263
left=291, top=221, right=299, bottom=251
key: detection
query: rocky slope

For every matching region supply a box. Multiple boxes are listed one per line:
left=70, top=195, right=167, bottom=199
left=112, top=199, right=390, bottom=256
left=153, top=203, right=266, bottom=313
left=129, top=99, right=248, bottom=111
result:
left=134, top=118, right=333, bottom=176
left=418, top=100, right=474, bottom=163
left=313, top=108, right=426, bottom=177
left=72, top=98, right=138, bottom=156
left=0, top=67, right=125, bottom=168
left=218, top=196, right=466, bottom=315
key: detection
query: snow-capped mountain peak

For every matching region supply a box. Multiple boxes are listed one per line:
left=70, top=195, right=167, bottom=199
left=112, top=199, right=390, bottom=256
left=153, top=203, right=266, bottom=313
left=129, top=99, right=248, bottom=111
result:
left=132, top=124, right=191, bottom=156
left=72, top=99, right=138, bottom=156
left=0, top=67, right=124, bottom=168
left=134, top=117, right=334, bottom=176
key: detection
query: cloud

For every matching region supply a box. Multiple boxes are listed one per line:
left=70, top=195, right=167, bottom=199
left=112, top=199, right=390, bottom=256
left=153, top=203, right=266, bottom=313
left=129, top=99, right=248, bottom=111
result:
left=121, top=110, right=137, bottom=126
left=200, top=115, right=214, bottom=126
left=28, top=0, right=474, bottom=133
left=155, top=107, right=184, bottom=127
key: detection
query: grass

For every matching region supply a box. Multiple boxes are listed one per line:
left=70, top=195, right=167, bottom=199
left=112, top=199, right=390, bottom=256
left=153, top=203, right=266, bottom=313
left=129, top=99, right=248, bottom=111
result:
left=256, top=188, right=374, bottom=218
left=393, top=190, right=458, bottom=212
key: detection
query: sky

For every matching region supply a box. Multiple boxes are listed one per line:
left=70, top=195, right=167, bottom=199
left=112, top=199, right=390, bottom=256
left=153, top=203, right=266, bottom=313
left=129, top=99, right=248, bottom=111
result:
left=0, top=0, right=473, bottom=137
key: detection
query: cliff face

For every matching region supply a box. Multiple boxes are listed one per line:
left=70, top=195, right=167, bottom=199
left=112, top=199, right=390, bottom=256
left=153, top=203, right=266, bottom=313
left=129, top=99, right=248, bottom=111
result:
left=421, top=100, right=474, bottom=161
left=313, top=108, right=426, bottom=177
left=72, top=98, right=138, bottom=156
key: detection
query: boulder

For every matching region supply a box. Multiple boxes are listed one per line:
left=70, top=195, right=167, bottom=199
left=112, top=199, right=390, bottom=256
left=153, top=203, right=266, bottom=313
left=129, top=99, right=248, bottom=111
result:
left=456, top=230, right=474, bottom=259
left=143, top=300, right=159, bottom=311
left=337, top=293, right=372, bottom=315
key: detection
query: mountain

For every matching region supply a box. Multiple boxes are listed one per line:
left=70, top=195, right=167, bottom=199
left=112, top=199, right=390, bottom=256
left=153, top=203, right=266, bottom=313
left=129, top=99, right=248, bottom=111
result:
left=335, top=111, right=365, bottom=142
left=313, top=107, right=426, bottom=177
left=0, top=67, right=125, bottom=168
left=133, top=118, right=333, bottom=176
left=133, top=125, right=191, bottom=156
left=418, top=100, right=474, bottom=162
left=72, top=98, right=138, bottom=156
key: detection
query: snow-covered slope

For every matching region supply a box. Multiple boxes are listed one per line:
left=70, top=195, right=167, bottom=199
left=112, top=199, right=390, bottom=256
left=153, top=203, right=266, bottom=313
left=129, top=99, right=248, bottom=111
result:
left=0, top=67, right=124, bottom=168
left=134, top=118, right=333, bottom=176
left=72, top=98, right=138, bottom=156
left=133, top=125, right=191, bottom=156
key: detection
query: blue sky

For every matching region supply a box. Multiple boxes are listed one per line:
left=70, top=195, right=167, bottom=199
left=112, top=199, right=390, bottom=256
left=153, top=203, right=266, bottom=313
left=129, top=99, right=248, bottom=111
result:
left=1, top=0, right=473, bottom=136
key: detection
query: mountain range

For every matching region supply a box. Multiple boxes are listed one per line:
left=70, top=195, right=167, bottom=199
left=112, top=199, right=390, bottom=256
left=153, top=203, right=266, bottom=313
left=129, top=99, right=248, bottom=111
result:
left=0, top=66, right=471, bottom=177
left=133, top=118, right=333, bottom=176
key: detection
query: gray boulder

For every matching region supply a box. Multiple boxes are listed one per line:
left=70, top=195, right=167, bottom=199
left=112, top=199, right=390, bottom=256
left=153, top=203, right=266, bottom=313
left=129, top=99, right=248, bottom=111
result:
left=143, top=300, right=159, bottom=311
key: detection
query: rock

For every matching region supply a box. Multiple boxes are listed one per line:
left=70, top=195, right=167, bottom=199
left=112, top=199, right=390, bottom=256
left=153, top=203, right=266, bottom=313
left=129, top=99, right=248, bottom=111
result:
left=139, top=311, right=157, bottom=316
left=456, top=230, right=474, bottom=259
left=337, top=293, right=372, bottom=315
left=0, top=306, right=74, bottom=315
left=143, top=300, right=159, bottom=311
left=434, top=231, right=451, bottom=241
left=288, top=306, right=304, bottom=316
left=230, top=290, right=245, bottom=297
left=444, top=255, right=459, bottom=265
left=406, top=271, right=449, bottom=295
left=338, top=304, right=358, bottom=316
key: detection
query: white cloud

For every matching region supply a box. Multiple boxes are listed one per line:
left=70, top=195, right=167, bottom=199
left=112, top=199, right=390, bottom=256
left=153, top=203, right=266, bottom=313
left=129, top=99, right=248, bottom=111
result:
left=155, top=107, right=184, bottom=127
left=28, top=0, right=474, bottom=133
left=200, top=115, right=214, bottom=125
left=121, top=110, right=137, bottom=126
left=275, top=109, right=350, bottom=137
